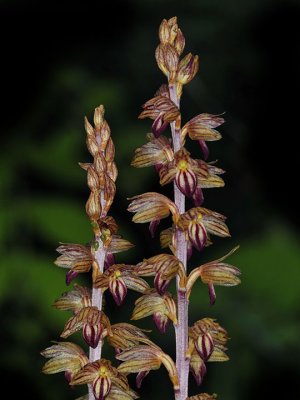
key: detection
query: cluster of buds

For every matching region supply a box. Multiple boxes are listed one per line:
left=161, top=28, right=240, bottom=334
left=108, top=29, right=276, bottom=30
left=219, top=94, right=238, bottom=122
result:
left=42, top=16, right=241, bottom=400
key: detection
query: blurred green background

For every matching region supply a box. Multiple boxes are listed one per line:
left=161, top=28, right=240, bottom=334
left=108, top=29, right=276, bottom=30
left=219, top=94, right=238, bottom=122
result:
left=1, top=0, right=300, bottom=398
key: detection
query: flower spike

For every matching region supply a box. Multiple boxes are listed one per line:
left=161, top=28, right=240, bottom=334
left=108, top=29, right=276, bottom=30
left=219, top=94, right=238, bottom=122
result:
left=42, top=16, right=240, bottom=400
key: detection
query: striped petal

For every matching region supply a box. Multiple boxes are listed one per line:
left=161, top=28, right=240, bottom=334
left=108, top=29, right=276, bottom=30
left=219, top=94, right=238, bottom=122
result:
left=175, top=168, right=197, bottom=197
left=83, top=323, right=102, bottom=348
left=195, top=332, right=214, bottom=361
left=93, top=376, right=111, bottom=400
left=188, top=222, right=207, bottom=251
left=109, top=278, right=128, bottom=306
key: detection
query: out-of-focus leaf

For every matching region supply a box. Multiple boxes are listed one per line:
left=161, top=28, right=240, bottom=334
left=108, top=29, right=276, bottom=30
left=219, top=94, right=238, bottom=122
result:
left=30, top=198, right=91, bottom=243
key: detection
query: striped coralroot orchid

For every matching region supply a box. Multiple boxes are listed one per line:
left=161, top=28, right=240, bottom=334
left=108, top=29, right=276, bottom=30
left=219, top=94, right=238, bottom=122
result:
left=42, top=106, right=156, bottom=400
left=41, top=16, right=240, bottom=400
left=127, top=16, right=241, bottom=399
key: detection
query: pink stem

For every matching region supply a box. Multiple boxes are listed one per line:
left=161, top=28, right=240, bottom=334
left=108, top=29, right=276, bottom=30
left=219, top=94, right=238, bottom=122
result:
left=88, top=181, right=107, bottom=399
left=169, top=83, right=189, bottom=400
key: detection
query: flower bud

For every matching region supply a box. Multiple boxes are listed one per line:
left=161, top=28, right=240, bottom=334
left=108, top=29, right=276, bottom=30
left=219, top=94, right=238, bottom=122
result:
left=99, top=120, right=111, bottom=151
left=167, top=16, right=178, bottom=44
left=174, top=28, right=185, bottom=55
left=86, top=190, right=101, bottom=221
left=87, top=166, right=100, bottom=190
left=94, top=105, right=105, bottom=130
left=86, top=135, right=99, bottom=157
left=155, top=44, right=179, bottom=82
left=159, top=19, right=171, bottom=44
left=177, top=53, right=199, bottom=84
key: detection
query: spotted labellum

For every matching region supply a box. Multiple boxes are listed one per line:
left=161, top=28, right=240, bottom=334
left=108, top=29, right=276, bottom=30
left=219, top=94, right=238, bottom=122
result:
left=42, top=16, right=241, bottom=400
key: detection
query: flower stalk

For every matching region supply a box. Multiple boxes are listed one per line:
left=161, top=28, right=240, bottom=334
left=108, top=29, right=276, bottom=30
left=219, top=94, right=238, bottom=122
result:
left=169, top=82, right=189, bottom=400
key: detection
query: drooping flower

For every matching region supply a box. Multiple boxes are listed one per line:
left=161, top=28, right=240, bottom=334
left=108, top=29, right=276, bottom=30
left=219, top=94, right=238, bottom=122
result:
left=116, top=344, right=179, bottom=391
left=187, top=246, right=240, bottom=304
left=71, top=359, right=132, bottom=400
left=177, top=207, right=230, bottom=252
left=181, top=113, right=224, bottom=160
left=188, top=318, right=229, bottom=386
left=135, top=253, right=185, bottom=294
left=53, top=284, right=91, bottom=314
left=60, top=306, right=111, bottom=349
left=131, top=289, right=177, bottom=333
left=94, top=264, right=149, bottom=305
left=54, top=243, right=93, bottom=285
left=106, top=323, right=151, bottom=354
left=159, top=148, right=208, bottom=198
left=139, top=95, right=180, bottom=137
left=131, top=134, right=174, bottom=168
left=41, top=341, right=88, bottom=384
left=127, top=192, right=179, bottom=225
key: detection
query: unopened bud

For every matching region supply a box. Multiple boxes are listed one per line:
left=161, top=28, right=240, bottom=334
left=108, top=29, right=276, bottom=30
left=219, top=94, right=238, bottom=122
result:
left=86, top=190, right=101, bottom=220
left=86, top=135, right=99, bottom=157
left=87, top=166, right=100, bottom=190
left=84, top=116, right=94, bottom=136
left=155, top=44, right=179, bottom=82
left=94, top=105, right=105, bottom=130
left=177, top=53, right=199, bottom=85
left=104, top=137, right=115, bottom=162
left=159, top=19, right=171, bottom=44
left=99, top=120, right=111, bottom=151
left=174, top=28, right=185, bottom=55
left=94, top=152, right=107, bottom=174
left=167, top=16, right=178, bottom=44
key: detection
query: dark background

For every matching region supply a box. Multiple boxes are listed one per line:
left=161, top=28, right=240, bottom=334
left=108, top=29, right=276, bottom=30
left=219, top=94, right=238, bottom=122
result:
left=1, top=0, right=300, bottom=399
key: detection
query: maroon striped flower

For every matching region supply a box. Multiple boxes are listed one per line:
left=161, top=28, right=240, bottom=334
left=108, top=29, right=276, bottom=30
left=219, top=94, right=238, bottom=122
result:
left=71, top=359, right=131, bottom=400
left=159, top=148, right=208, bottom=198
left=94, top=264, right=149, bottom=306
left=177, top=207, right=230, bottom=252
left=60, top=306, right=111, bottom=349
